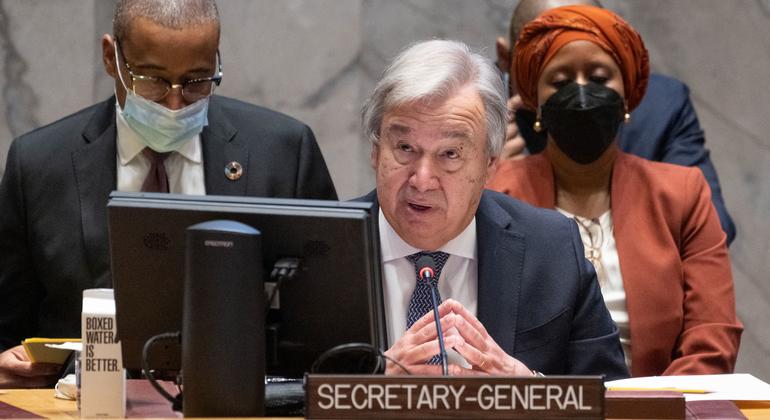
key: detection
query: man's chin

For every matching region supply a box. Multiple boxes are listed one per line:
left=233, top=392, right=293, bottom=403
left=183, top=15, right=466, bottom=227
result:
left=396, top=208, right=439, bottom=228
left=404, top=237, right=445, bottom=251
left=397, top=225, right=447, bottom=251
left=386, top=207, right=447, bottom=249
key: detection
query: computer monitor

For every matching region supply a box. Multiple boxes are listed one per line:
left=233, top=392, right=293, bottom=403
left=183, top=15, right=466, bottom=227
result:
left=107, top=191, right=386, bottom=377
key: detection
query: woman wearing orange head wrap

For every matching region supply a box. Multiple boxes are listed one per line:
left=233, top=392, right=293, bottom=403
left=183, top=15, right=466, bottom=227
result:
left=488, top=5, right=741, bottom=377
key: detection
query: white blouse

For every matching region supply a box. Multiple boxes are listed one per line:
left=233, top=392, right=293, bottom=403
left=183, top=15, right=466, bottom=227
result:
left=557, top=208, right=632, bottom=371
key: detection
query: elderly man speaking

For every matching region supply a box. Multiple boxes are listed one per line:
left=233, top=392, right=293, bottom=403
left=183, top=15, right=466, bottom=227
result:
left=360, top=39, right=627, bottom=380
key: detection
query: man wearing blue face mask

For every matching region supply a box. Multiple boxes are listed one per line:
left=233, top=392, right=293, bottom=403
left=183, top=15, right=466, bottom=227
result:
left=0, top=0, right=337, bottom=388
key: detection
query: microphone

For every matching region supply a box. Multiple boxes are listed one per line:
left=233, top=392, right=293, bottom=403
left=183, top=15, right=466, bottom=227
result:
left=416, top=255, right=449, bottom=376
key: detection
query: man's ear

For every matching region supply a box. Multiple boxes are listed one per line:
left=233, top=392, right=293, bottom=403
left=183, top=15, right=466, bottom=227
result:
left=495, top=36, right=511, bottom=73
left=102, top=34, right=117, bottom=79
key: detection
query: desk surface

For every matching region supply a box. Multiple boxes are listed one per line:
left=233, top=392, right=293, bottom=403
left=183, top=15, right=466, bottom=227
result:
left=0, top=385, right=299, bottom=419
left=2, top=386, right=770, bottom=419
left=0, top=388, right=76, bottom=418
left=738, top=401, right=770, bottom=420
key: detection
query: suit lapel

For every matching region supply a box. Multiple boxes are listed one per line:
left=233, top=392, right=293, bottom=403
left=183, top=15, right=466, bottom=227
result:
left=609, top=153, right=647, bottom=374
left=476, top=192, right=525, bottom=354
left=202, top=98, right=245, bottom=195
left=72, top=98, right=117, bottom=287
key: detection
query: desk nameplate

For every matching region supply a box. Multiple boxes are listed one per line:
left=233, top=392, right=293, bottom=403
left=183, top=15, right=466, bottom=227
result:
left=305, top=375, right=604, bottom=419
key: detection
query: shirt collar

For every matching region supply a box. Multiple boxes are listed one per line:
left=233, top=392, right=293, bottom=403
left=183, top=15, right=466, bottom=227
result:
left=378, top=209, right=477, bottom=262
left=115, top=102, right=202, bottom=166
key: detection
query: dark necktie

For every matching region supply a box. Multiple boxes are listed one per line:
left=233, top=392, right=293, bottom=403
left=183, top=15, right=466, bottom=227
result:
left=406, top=251, right=449, bottom=364
left=141, top=148, right=171, bottom=193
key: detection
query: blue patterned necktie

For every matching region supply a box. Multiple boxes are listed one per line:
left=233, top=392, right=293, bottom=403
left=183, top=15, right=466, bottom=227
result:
left=405, top=251, right=449, bottom=365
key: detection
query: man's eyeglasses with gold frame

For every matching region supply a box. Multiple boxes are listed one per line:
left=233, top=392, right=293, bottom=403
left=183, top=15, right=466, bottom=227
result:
left=114, top=39, right=223, bottom=103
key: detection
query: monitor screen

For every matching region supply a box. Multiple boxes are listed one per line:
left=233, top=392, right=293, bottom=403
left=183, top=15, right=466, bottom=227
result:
left=107, top=192, right=386, bottom=377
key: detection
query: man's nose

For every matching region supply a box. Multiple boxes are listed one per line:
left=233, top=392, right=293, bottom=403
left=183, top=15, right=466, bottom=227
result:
left=408, top=156, right=440, bottom=192
left=158, top=85, right=188, bottom=110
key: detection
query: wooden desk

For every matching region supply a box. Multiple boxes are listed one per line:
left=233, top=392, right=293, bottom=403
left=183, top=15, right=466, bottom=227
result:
left=737, top=401, right=770, bottom=419
left=0, top=386, right=166, bottom=418
left=0, top=388, right=77, bottom=418
left=0, top=382, right=295, bottom=419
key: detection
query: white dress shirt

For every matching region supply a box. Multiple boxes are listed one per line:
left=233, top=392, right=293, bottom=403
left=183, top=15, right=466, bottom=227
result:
left=115, top=103, right=206, bottom=194
left=557, top=208, right=632, bottom=370
left=379, top=210, right=478, bottom=365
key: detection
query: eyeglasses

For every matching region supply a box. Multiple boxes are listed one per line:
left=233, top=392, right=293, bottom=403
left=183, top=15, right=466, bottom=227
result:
left=114, top=39, right=223, bottom=103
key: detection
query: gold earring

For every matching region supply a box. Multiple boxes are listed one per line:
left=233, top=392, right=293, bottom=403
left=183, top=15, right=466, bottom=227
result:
left=533, top=118, right=543, bottom=133
left=624, top=104, right=631, bottom=123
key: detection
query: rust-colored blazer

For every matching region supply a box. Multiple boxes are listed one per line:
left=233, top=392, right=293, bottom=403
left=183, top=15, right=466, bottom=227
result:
left=487, top=152, right=742, bottom=376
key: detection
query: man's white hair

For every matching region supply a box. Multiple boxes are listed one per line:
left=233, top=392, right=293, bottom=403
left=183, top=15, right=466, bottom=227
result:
left=113, top=0, right=220, bottom=42
left=362, top=39, right=506, bottom=157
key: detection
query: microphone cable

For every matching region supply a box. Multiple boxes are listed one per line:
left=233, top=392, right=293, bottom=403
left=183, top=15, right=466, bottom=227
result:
left=141, top=331, right=183, bottom=412
left=310, top=342, right=411, bottom=375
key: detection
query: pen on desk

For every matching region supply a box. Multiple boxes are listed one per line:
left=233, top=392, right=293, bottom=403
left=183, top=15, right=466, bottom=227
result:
left=607, top=387, right=713, bottom=394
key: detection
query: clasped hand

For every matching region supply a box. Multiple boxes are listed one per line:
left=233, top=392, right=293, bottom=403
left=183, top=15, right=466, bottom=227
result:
left=384, top=299, right=533, bottom=376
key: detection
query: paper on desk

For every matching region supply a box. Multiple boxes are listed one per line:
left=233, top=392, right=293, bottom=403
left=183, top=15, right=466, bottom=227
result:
left=46, top=342, right=83, bottom=352
left=606, top=373, right=770, bottom=402
left=23, top=338, right=79, bottom=364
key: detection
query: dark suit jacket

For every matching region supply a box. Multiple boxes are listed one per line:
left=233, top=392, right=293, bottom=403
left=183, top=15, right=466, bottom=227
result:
left=618, top=73, right=735, bottom=244
left=360, top=190, right=629, bottom=380
left=0, top=95, right=337, bottom=351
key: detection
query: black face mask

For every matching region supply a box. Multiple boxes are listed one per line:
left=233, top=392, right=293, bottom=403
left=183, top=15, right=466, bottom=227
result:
left=541, top=82, right=624, bottom=164
left=515, top=108, right=548, bottom=154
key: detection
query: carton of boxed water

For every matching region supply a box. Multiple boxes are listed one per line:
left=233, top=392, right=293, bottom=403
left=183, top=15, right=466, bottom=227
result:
left=80, top=288, right=125, bottom=418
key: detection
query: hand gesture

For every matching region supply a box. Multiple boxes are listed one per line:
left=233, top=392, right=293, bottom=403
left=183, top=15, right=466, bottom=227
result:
left=384, top=299, right=534, bottom=377
left=441, top=299, right=533, bottom=376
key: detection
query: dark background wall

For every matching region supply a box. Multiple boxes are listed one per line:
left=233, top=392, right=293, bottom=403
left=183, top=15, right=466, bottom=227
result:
left=1, top=0, right=767, bottom=381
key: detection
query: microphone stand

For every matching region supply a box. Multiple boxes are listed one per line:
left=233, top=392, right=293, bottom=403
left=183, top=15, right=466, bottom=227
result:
left=429, top=282, right=449, bottom=376
left=417, top=255, right=449, bottom=376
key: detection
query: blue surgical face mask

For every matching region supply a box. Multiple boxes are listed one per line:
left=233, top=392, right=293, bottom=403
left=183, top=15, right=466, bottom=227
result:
left=114, top=42, right=210, bottom=153
left=121, top=93, right=209, bottom=153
